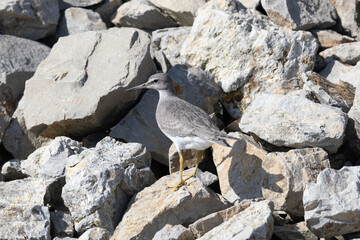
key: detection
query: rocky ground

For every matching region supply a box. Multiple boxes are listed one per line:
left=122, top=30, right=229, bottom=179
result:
left=1, top=0, right=360, bottom=239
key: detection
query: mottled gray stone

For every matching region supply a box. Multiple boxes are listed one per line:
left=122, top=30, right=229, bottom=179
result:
left=153, top=224, right=194, bottom=240
left=78, top=227, right=110, bottom=240
left=304, top=167, right=360, bottom=238
left=56, top=8, right=106, bottom=39
left=0, top=35, right=50, bottom=100
left=261, top=0, right=337, bottom=30
left=50, top=211, right=74, bottom=237
left=1, top=159, right=27, bottom=180
left=112, top=0, right=177, bottom=30
left=329, top=0, right=360, bottom=38
left=311, top=30, right=355, bottom=49
left=320, top=42, right=360, bottom=65
left=62, top=137, right=155, bottom=234
left=16, top=28, right=156, bottom=139
left=320, top=60, right=360, bottom=87
left=239, top=94, right=347, bottom=153
left=0, top=0, right=59, bottom=40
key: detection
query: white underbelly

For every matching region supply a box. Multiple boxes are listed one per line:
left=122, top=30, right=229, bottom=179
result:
left=164, top=133, right=213, bottom=151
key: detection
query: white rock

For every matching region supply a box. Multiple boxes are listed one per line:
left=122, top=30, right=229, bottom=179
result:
left=62, top=137, right=155, bottom=234
left=238, top=0, right=260, bottom=9
left=111, top=170, right=230, bottom=240
left=261, top=0, right=337, bottom=30
left=239, top=94, right=347, bottom=153
left=0, top=0, right=59, bottom=40
left=319, top=42, right=360, bottom=65
left=112, top=0, right=177, bottom=30
left=262, top=148, right=330, bottom=216
left=319, top=60, right=360, bottom=87
left=78, top=227, right=110, bottom=240
left=310, top=30, right=355, bottom=49
left=17, top=28, right=156, bottom=139
left=153, top=224, right=194, bottom=240
left=56, top=8, right=106, bottom=39
left=349, top=87, right=360, bottom=123
left=147, top=0, right=207, bottom=26
left=329, top=0, right=360, bottom=38
left=303, top=167, right=360, bottom=238
left=181, top=1, right=318, bottom=107
left=198, top=200, right=274, bottom=240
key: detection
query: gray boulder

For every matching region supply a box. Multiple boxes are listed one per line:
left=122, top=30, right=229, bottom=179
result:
left=112, top=0, right=177, bottom=30
left=94, top=0, right=124, bottom=26
left=50, top=211, right=74, bottom=237
left=0, top=0, right=59, bottom=40
left=319, top=60, right=360, bottom=87
left=16, top=28, right=156, bottom=139
left=147, top=0, right=207, bottom=26
left=304, top=167, right=360, bottom=238
left=62, top=137, right=155, bottom=234
left=310, top=30, right=355, bottom=49
left=78, top=228, right=111, bottom=240
left=239, top=94, right=347, bottom=153
left=0, top=35, right=50, bottom=100
left=261, top=0, right=337, bottom=30
left=153, top=224, right=194, bottom=240
left=56, top=8, right=106, bottom=39
left=319, top=42, right=360, bottom=65
left=329, top=0, right=360, bottom=38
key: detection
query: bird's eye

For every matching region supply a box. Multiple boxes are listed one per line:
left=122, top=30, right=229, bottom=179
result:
left=153, top=79, right=159, bottom=83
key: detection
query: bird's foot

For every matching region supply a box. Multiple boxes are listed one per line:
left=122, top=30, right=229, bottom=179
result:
left=167, top=179, right=187, bottom=191
left=183, top=173, right=196, bottom=181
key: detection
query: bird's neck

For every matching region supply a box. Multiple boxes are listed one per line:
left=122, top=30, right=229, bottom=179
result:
left=158, top=89, right=177, bottom=102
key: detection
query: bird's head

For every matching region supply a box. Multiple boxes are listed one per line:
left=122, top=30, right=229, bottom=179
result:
left=126, top=73, right=174, bottom=92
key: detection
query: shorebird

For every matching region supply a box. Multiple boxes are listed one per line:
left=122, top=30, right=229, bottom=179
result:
left=127, top=73, right=237, bottom=189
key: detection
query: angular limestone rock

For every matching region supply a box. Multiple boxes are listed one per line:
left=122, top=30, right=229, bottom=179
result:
left=112, top=0, right=177, bottom=30
left=147, top=0, right=207, bottom=26
left=274, top=222, right=317, bottom=240
left=329, top=0, right=360, bottom=38
left=50, top=211, right=74, bottom=237
left=110, top=65, right=221, bottom=164
left=319, top=60, right=360, bottom=87
left=198, top=200, right=274, bottom=240
left=153, top=224, right=194, bottom=240
left=62, top=137, right=155, bottom=234
left=56, top=8, right=106, bottom=39
left=262, top=148, right=330, bottom=216
left=17, top=28, right=156, bottom=139
left=181, top=1, right=318, bottom=99
left=304, top=167, right=360, bottom=238
left=0, top=0, right=59, bottom=40
left=0, top=35, right=50, bottom=100
left=311, top=30, right=355, bottom=49
left=212, top=132, right=267, bottom=202
left=261, top=0, right=337, bottom=30
left=111, top=170, right=230, bottom=240
left=78, top=228, right=111, bottom=240
left=319, top=42, right=360, bottom=65
left=239, top=94, right=347, bottom=153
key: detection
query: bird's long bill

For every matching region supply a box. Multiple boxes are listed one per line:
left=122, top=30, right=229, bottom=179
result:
left=125, top=82, right=149, bottom=92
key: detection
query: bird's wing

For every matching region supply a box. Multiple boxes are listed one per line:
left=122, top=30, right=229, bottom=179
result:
left=156, top=98, right=223, bottom=142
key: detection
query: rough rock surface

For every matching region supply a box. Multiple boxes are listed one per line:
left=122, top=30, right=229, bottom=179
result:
left=311, top=30, right=355, bottom=49
left=153, top=224, right=194, bottom=240
left=112, top=0, right=177, bottom=30
left=181, top=1, right=318, bottom=111
left=50, top=211, right=74, bottom=237
left=0, top=35, right=50, bottom=100
left=198, top=200, right=274, bottom=240
left=239, top=94, right=347, bottom=153
left=319, top=42, right=360, bottom=65
left=59, top=0, right=102, bottom=8
left=110, top=65, right=222, bottom=164
left=262, top=148, right=330, bottom=216
left=0, top=0, right=59, bottom=40
left=274, top=222, right=317, bottom=240
left=147, top=0, right=207, bottom=26
left=212, top=132, right=267, bottom=202
left=111, top=170, right=230, bottom=240
left=17, top=28, right=156, bottom=139
left=78, top=227, right=111, bottom=240
left=151, top=27, right=191, bottom=71
left=303, top=167, right=360, bottom=238
left=329, top=0, right=360, bottom=38
left=239, top=0, right=260, bottom=9
left=62, top=137, right=155, bottom=234
left=0, top=83, right=17, bottom=142
left=319, top=60, right=360, bottom=87
left=56, top=8, right=106, bottom=39
left=261, top=0, right=337, bottom=30
left=349, top=87, right=360, bottom=123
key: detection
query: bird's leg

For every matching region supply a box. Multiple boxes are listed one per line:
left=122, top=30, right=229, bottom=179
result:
left=168, top=151, right=186, bottom=190
left=184, top=150, right=204, bottom=181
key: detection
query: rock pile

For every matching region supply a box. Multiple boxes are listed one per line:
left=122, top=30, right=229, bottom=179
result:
left=1, top=0, right=360, bottom=239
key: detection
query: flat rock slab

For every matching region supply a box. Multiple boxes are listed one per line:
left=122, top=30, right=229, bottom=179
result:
left=17, top=27, right=156, bottom=139
left=112, top=0, right=177, bottom=30
left=311, top=30, right=355, bottom=49
left=239, top=94, right=347, bottom=153
left=181, top=1, right=318, bottom=101
left=198, top=200, right=274, bottom=240
left=320, top=60, right=360, bottom=87
left=0, top=0, right=59, bottom=40
left=304, top=166, right=360, bottom=238
left=212, top=132, right=267, bottom=202
left=261, top=0, right=337, bottom=30
left=62, top=137, right=155, bottom=234
left=111, top=170, right=230, bottom=240
left=0, top=35, right=50, bottom=100
left=319, top=42, right=360, bottom=65
left=153, top=224, right=194, bottom=240
left=78, top=227, right=111, bottom=240
left=263, top=148, right=330, bottom=216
